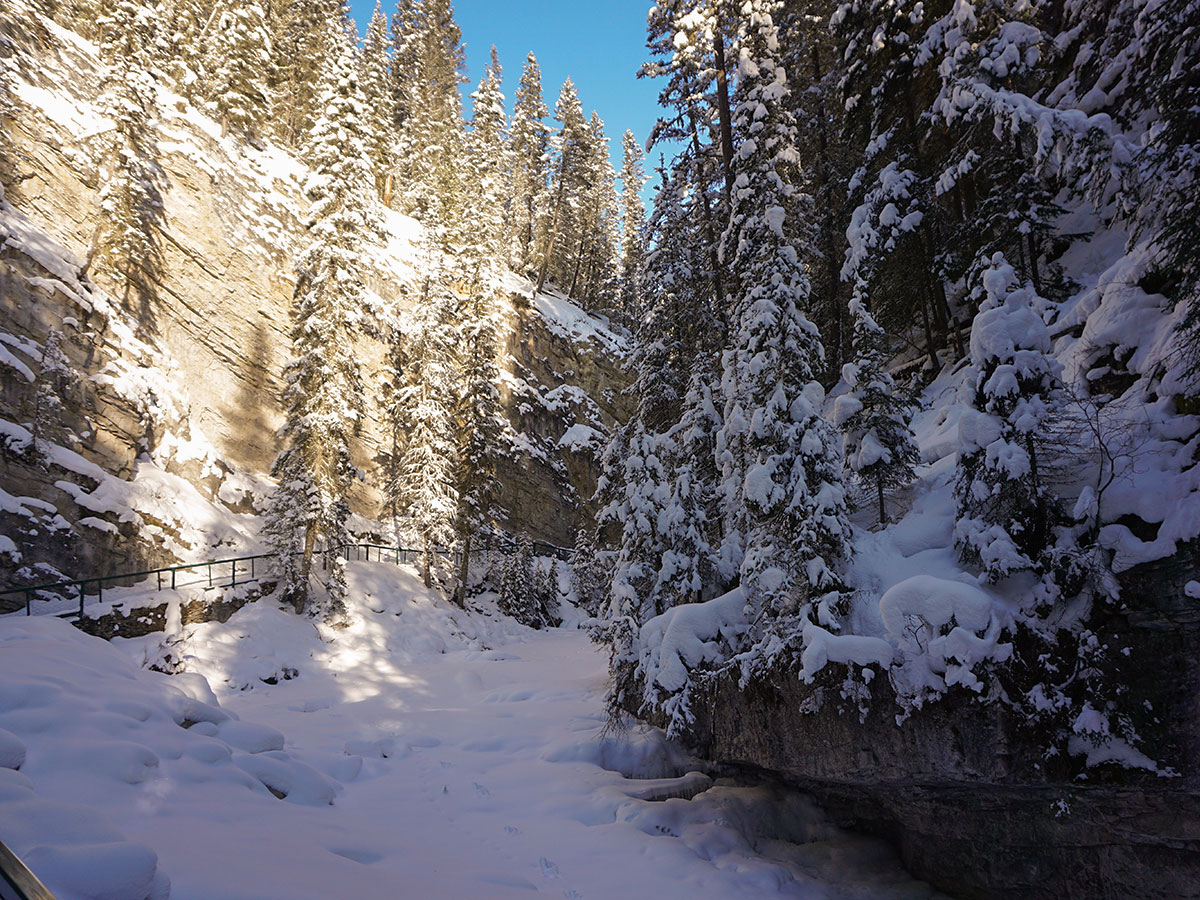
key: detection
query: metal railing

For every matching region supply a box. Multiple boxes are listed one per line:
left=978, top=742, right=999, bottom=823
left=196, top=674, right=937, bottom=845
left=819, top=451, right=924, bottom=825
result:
left=0, top=539, right=574, bottom=619
left=0, top=838, right=56, bottom=900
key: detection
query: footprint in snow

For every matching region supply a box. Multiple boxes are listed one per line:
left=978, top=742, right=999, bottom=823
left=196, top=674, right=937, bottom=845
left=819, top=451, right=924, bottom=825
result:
left=503, top=825, right=520, bottom=835
left=539, top=858, right=560, bottom=879
left=563, top=891, right=582, bottom=900
left=473, top=782, right=490, bottom=798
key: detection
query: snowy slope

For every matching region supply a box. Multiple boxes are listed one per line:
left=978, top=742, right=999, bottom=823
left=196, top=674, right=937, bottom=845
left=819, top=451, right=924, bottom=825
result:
left=0, top=567, right=944, bottom=900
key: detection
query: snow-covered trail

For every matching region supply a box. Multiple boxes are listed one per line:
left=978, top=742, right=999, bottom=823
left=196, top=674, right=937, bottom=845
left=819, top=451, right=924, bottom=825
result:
left=1, top=563, right=944, bottom=899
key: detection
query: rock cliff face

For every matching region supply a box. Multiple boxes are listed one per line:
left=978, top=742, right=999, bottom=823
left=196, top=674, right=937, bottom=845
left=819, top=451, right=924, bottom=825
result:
left=0, top=14, right=631, bottom=599
left=642, top=542, right=1200, bottom=900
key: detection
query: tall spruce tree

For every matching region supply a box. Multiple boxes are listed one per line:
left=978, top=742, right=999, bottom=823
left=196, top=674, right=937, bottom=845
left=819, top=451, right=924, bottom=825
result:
left=205, top=0, right=271, bottom=140
left=507, top=52, right=551, bottom=274
left=390, top=0, right=466, bottom=223
left=535, top=78, right=589, bottom=293
left=618, top=129, right=648, bottom=322
left=717, top=0, right=849, bottom=662
left=451, top=48, right=509, bottom=602
left=359, top=0, right=396, bottom=202
left=264, top=28, right=382, bottom=618
left=385, top=268, right=460, bottom=589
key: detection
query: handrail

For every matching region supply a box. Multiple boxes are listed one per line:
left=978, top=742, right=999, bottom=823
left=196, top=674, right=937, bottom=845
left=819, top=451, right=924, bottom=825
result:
left=1, top=539, right=574, bottom=618
left=0, top=838, right=57, bottom=900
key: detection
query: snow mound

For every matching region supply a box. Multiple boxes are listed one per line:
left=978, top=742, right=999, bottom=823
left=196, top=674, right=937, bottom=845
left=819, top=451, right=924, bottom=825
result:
left=0, top=616, right=352, bottom=896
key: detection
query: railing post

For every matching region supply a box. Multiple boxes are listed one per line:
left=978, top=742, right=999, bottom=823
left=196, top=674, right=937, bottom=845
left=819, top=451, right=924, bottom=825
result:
left=96, top=579, right=102, bottom=604
left=251, top=557, right=255, bottom=579
left=207, top=563, right=212, bottom=588
left=231, top=560, right=237, bottom=588
left=25, top=590, right=31, bottom=616
left=157, top=571, right=162, bottom=591
left=171, top=568, right=176, bottom=590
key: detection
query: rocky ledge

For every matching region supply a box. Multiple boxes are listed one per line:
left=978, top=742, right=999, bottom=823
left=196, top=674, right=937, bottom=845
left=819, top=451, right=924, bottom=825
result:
left=634, top=545, right=1200, bottom=900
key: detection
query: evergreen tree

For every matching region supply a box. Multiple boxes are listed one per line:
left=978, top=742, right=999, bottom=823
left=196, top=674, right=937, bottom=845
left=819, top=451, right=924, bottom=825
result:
left=570, top=525, right=609, bottom=616
left=498, top=533, right=538, bottom=626
left=618, top=129, right=648, bottom=322
left=452, top=48, right=508, bottom=603
left=569, top=112, right=622, bottom=311
left=834, top=290, right=920, bottom=525
left=359, top=0, right=396, bottom=202
left=264, top=28, right=382, bottom=619
left=507, top=52, right=550, bottom=274
left=386, top=277, right=460, bottom=589
left=205, top=0, right=271, bottom=139
left=654, top=367, right=722, bottom=607
left=266, top=0, right=348, bottom=147
left=604, top=425, right=670, bottom=625
left=391, top=0, right=466, bottom=223
left=955, top=253, right=1062, bottom=581
left=717, top=0, right=849, bottom=660
left=160, top=0, right=209, bottom=96
left=535, top=78, right=589, bottom=293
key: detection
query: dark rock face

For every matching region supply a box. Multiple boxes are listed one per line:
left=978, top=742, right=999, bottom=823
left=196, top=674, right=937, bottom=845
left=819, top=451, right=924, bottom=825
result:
left=75, top=582, right=273, bottom=640
left=645, top=546, right=1200, bottom=900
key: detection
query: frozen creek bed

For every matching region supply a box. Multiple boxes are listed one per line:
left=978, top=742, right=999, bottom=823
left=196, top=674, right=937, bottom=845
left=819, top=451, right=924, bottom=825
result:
left=0, top=561, right=945, bottom=899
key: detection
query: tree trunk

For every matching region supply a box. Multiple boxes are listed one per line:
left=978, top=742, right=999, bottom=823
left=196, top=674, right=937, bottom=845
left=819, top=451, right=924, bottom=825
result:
left=536, top=159, right=569, bottom=294
left=383, top=171, right=394, bottom=208
left=455, top=532, right=470, bottom=608
left=568, top=232, right=586, bottom=298
left=422, top=535, right=432, bottom=588
left=877, top=477, right=886, bottom=527
left=712, top=27, right=735, bottom=199
left=686, top=107, right=727, bottom=332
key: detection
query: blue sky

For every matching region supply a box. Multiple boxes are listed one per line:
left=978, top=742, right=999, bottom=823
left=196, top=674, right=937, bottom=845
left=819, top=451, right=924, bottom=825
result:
left=349, top=0, right=666, bottom=198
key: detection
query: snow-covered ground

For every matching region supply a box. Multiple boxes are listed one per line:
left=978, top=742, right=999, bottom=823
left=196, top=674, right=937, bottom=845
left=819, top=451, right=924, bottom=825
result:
left=0, top=564, right=943, bottom=900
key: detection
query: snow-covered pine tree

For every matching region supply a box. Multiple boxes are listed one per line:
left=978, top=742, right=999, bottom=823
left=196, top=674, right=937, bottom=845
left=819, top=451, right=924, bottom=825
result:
left=385, top=277, right=460, bottom=589
left=717, top=0, right=849, bottom=662
left=604, top=425, right=669, bottom=625
left=266, top=0, right=347, bottom=146
left=570, top=525, right=609, bottom=616
left=451, top=48, right=509, bottom=604
left=160, top=0, right=208, bottom=96
left=85, top=0, right=166, bottom=328
left=390, top=0, right=466, bottom=223
left=569, top=112, right=622, bottom=312
left=507, top=51, right=551, bottom=274
left=264, top=27, right=382, bottom=619
left=618, top=129, right=648, bottom=322
left=533, top=556, right=558, bottom=625
left=205, top=0, right=271, bottom=140
left=535, top=78, right=590, bottom=294
left=498, top=533, right=538, bottom=626
left=655, top=366, right=723, bottom=607
left=955, top=253, right=1062, bottom=581
left=778, top=0, right=853, bottom=376
left=834, top=289, right=919, bottom=525
left=358, top=0, right=396, bottom=202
